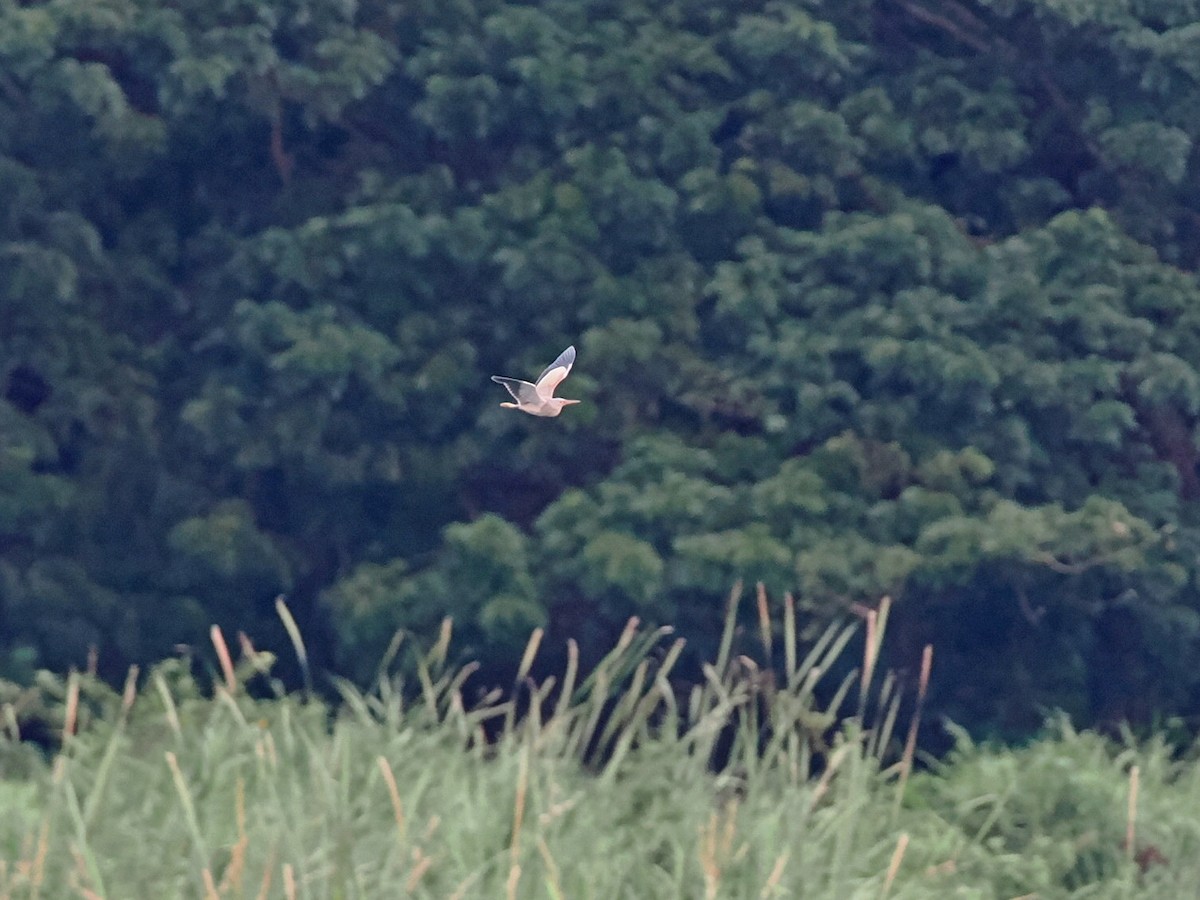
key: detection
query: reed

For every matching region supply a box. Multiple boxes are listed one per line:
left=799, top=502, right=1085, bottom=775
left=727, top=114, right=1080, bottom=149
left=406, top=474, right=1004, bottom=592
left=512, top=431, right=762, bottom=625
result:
left=0, top=585, right=1192, bottom=898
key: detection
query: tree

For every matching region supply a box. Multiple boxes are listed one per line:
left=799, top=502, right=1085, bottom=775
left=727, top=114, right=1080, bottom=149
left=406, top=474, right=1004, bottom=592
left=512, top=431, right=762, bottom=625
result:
left=3, top=0, right=1200, bottom=742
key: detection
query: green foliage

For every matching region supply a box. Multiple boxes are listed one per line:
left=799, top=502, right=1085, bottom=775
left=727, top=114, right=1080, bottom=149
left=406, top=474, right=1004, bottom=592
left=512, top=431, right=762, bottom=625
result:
left=908, top=718, right=1200, bottom=897
left=4, top=0, right=1200, bottom=743
left=168, top=499, right=291, bottom=591
left=324, top=514, right=543, bottom=680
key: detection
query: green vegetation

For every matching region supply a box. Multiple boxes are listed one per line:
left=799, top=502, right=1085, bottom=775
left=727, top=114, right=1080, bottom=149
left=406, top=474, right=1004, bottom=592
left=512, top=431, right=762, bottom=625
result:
left=1, top=598, right=1196, bottom=899
left=10, top=0, right=1200, bottom=893
left=5, top=0, right=1200, bottom=739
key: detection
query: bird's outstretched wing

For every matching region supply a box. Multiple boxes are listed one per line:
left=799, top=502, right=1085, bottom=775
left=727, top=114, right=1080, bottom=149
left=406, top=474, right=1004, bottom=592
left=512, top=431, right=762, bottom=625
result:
left=534, top=346, right=576, bottom=399
left=491, top=376, right=540, bottom=405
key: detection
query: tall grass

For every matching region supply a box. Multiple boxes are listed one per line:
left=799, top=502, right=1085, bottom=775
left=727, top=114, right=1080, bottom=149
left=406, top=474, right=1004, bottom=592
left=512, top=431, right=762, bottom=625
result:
left=0, top=585, right=1197, bottom=898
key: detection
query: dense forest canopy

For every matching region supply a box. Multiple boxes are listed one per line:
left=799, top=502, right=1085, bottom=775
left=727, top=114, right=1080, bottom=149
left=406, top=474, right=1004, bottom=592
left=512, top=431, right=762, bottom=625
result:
left=4, top=0, right=1200, bottom=741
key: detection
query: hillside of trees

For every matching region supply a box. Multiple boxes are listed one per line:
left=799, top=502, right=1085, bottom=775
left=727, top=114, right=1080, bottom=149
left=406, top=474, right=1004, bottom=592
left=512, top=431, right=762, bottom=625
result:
left=4, top=0, right=1200, bottom=743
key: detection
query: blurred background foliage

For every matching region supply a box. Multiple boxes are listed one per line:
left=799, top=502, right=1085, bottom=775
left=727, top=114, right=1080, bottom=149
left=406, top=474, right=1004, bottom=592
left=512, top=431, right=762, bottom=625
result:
left=4, top=0, right=1200, bottom=743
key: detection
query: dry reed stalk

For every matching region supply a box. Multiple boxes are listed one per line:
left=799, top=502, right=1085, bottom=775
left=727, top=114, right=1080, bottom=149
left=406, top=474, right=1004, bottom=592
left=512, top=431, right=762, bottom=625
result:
left=894, top=644, right=933, bottom=814
left=120, top=665, right=139, bottom=717
left=63, top=672, right=79, bottom=743
left=377, top=756, right=406, bottom=843
left=211, top=625, right=236, bottom=693
left=447, top=872, right=481, bottom=900
left=860, top=597, right=892, bottom=701
left=760, top=852, right=789, bottom=897
left=880, top=832, right=909, bottom=899
left=405, top=850, right=433, bottom=892
left=253, top=847, right=277, bottom=900
left=517, top=628, right=544, bottom=682
left=756, top=582, right=773, bottom=663
left=422, top=814, right=441, bottom=841
left=431, top=616, right=454, bottom=667
left=615, top=616, right=641, bottom=655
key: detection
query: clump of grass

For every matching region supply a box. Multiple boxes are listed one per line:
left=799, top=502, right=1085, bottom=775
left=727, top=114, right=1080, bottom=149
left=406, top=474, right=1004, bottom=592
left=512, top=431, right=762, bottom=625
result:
left=0, top=585, right=1197, bottom=898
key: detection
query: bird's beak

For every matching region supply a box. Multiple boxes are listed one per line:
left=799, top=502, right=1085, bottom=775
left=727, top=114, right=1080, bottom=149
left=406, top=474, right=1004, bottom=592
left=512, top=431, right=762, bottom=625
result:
left=563, top=399, right=581, bottom=405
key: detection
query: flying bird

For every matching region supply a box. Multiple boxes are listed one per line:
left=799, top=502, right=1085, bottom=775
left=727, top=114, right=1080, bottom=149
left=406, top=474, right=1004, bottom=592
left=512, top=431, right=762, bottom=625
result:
left=491, top=345, right=580, bottom=417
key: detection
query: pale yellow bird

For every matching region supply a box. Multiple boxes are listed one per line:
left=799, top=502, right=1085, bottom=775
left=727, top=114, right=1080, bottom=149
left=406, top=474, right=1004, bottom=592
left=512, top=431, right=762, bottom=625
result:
left=491, top=346, right=580, bottom=417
